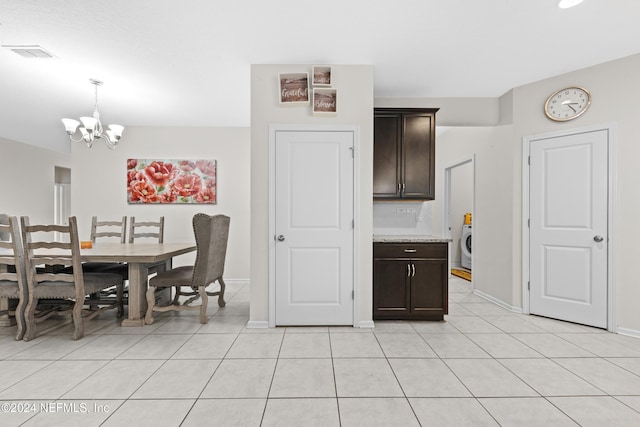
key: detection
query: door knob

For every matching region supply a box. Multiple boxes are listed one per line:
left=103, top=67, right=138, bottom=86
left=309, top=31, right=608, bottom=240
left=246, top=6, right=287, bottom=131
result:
left=593, top=235, right=604, bottom=242
left=277, top=235, right=285, bottom=242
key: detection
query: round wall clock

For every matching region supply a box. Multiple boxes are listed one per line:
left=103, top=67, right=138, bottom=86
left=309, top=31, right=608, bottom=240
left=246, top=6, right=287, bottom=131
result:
left=544, top=86, right=591, bottom=122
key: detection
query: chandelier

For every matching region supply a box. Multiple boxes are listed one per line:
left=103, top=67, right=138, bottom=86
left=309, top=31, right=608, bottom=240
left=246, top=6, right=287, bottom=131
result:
left=62, top=79, right=124, bottom=149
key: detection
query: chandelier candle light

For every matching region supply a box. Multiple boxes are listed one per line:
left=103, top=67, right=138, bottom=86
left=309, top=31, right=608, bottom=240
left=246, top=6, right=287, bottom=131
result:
left=62, top=79, right=124, bottom=149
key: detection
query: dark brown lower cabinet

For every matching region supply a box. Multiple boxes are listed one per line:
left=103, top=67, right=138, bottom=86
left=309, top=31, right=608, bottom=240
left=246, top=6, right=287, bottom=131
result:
left=373, top=242, right=448, bottom=320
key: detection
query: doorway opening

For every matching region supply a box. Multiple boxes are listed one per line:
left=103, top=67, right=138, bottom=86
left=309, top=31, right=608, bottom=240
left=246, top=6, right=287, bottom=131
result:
left=443, top=155, right=475, bottom=289
left=54, top=166, right=71, bottom=242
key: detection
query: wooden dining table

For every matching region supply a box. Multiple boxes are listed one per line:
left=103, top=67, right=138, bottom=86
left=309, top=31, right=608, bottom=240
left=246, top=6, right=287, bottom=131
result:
left=74, top=242, right=197, bottom=326
left=2, top=242, right=196, bottom=327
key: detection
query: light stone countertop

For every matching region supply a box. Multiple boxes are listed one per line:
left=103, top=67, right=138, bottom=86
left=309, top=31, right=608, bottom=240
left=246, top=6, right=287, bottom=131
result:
left=373, top=234, right=452, bottom=243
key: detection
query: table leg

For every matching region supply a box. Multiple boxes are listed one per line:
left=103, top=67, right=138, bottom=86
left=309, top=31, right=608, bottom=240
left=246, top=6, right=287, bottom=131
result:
left=0, top=298, right=16, bottom=327
left=121, top=262, right=148, bottom=327
left=0, top=264, right=13, bottom=326
left=154, top=259, right=172, bottom=305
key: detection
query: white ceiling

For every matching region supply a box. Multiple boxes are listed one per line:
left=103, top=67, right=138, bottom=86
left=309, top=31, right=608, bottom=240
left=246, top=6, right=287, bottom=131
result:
left=1, top=0, right=639, bottom=152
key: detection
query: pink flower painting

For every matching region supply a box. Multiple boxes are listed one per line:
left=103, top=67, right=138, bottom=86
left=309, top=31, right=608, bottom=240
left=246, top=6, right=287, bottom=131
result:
left=127, top=158, right=217, bottom=204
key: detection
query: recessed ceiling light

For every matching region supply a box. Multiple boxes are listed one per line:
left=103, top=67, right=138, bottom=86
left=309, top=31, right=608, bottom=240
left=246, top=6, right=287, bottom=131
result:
left=558, top=0, right=585, bottom=9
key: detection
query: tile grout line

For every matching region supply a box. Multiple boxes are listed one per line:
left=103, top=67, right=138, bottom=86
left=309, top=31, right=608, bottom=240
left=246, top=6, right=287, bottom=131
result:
left=259, top=326, right=285, bottom=426
left=328, top=328, right=343, bottom=427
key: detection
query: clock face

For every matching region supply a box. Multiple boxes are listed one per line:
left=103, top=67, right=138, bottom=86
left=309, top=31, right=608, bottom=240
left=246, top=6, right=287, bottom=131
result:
left=544, top=87, right=591, bottom=122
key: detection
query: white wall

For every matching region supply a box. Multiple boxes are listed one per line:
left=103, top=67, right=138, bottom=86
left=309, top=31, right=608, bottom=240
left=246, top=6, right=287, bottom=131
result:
left=0, top=137, right=72, bottom=224
left=70, top=126, right=250, bottom=281
left=425, top=53, right=640, bottom=333
left=250, top=64, right=374, bottom=327
left=510, top=53, right=640, bottom=333
left=376, top=97, right=499, bottom=126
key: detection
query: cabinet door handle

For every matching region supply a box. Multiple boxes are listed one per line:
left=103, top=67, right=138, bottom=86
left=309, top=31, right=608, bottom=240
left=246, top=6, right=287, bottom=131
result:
left=402, top=183, right=406, bottom=192
left=404, top=249, right=417, bottom=253
left=412, top=264, right=416, bottom=277
left=398, top=183, right=402, bottom=194
left=407, top=264, right=411, bottom=277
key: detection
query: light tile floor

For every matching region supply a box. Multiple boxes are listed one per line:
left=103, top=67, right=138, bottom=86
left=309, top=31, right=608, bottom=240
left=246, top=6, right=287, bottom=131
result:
left=1, top=277, right=640, bottom=426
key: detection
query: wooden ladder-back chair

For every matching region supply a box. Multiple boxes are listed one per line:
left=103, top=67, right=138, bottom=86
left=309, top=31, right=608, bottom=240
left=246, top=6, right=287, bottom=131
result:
left=82, top=216, right=128, bottom=273
left=0, top=216, right=28, bottom=340
left=83, top=216, right=128, bottom=313
left=21, top=216, right=123, bottom=340
left=127, top=216, right=166, bottom=280
left=128, top=216, right=164, bottom=243
left=91, top=216, right=127, bottom=243
left=145, top=214, right=229, bottom=325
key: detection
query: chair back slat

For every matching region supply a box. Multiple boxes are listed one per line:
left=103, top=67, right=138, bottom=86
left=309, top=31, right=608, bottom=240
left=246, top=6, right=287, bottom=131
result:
left=129, top=216, right=164, bottom=243
left=91, top=216, right=127, bottom=243
left=34, top=272, right=75, bottom=283
left=30, top=256, right=74, bottom=266
left=0, top=256, right=17, bottom=266
left=25, top=224, right=71, bottom=233
left=0, top=240, right=14, bottom=250
left=27, top=241, right=73, bottom=251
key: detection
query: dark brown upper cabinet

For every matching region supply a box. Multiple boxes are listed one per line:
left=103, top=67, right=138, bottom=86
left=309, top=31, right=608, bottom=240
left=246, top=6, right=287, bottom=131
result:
left=373, top=108, right=438, bottom=200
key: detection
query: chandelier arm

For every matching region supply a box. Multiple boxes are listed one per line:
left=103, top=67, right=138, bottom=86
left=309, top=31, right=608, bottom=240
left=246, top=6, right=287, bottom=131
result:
left=104, top=135, right=117, bottom=150
left=67, top=133, right=86, bottom=143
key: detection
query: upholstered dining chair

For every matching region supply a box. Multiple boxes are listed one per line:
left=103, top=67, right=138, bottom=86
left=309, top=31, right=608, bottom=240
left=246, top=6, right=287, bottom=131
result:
left=145, top=214, right=229, bottom=325
left=21, top=216, right=123, bottom=340
left=128, top=216, right=164, bottom=243
left=0, top=216, right=28, bottom=340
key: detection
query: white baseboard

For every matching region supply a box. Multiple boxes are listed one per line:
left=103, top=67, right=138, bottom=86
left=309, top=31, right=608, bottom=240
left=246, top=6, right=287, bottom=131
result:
left=355, top=320, right=375, bottom=329
left=246, top=320, right=269, bottom=329
left=224, top=278, right=250, bottom=285
left=473, top=289, right=523, bottom=314
left=617, top=327, right=640, bottom=338
left=471, top=290, right=640, bottom=337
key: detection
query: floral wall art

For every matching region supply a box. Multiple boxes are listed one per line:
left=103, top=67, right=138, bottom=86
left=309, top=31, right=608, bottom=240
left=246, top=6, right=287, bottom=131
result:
left=127, top=158, right=217, bottom=204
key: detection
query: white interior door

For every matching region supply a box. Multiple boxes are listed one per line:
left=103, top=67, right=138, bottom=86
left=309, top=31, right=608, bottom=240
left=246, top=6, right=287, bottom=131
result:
left=529, top=129, right=608, bottom=328
left=274, top=130, right=354, bottom=325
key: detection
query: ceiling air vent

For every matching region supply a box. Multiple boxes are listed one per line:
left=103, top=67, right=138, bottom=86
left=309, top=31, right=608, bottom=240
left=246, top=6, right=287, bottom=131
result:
left=2, top=45, right=54, bottom=58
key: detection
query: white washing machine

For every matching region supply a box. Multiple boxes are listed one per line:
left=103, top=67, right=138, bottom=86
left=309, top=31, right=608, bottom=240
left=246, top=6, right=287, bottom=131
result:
left=461, top=224, right=472, bottom=270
